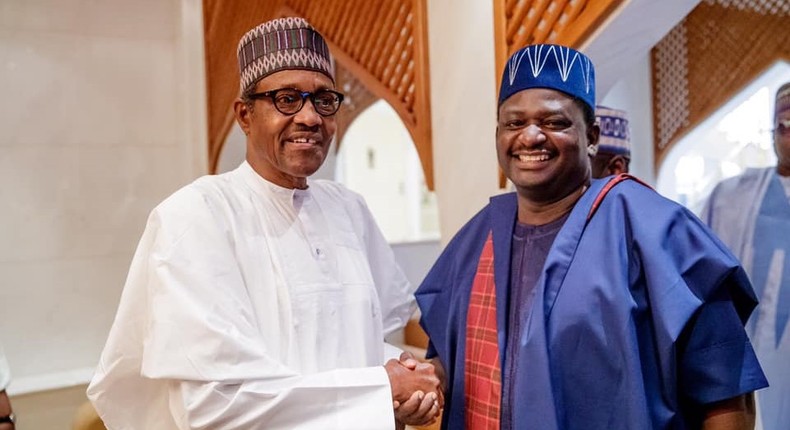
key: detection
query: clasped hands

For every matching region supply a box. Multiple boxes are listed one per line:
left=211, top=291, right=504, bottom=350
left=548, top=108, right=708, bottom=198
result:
left=385, top=352, right=445, bottom=428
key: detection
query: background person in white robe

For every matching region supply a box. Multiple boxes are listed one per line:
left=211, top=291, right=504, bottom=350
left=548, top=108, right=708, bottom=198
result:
left=0, top=343, right=15, bottom=429
left=702, top=82, right=790, bottom=430
left=88, top=17, right=442, bottom=430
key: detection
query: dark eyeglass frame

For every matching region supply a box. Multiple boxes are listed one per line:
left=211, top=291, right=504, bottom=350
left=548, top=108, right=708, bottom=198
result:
left=247, top=88, right=345, bottom=117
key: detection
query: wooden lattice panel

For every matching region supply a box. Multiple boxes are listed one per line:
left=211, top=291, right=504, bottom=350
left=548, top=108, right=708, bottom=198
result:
left=203, top=0, right=286, bottom=177
left=285, top=0, right=433, bottom=188
left=493, top=0, right=624, bottom=87
left=652, top=23, right=690, bottom=155
left=334, top=63, right=379, bottom=151
left=652, top=0, right=790, bottom=167
left=203, top=0, right=433, bottom=189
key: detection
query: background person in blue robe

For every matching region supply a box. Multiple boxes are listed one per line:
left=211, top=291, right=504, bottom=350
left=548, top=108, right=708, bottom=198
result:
left=416, top=44, right=768, bottom=430
left=702, top=82, right=790, bottom=430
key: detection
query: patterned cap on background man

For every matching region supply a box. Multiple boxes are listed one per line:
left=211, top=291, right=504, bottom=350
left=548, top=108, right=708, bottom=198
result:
left=237, top=17, right=334, bottom=94
left=595, top=106, right=631, bottom=156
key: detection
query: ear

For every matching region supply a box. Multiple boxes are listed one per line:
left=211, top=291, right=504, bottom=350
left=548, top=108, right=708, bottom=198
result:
left=607, top=155, right=628, bottom=176
left=234, top=98, right=252, bottom=135
left=587, top=122, right=601, bottom=148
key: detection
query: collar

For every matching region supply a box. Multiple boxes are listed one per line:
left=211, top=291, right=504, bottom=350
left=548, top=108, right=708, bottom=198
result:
left=236, top=161, right=311, bottom=207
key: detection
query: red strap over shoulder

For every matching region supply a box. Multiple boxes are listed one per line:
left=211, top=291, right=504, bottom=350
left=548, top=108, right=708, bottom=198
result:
left=586, top=174, right=651, bottom=222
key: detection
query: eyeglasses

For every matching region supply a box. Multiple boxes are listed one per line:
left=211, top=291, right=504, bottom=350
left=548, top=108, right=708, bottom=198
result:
left=775, top=119, right=790, bottom=136
left=247, top=88, right=345, bottom=117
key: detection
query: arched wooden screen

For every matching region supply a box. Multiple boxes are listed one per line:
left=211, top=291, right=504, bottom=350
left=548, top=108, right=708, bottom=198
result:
left=334, top=63, right=379, bottom=150
left=203, top=0, right=434, bottom=189
left=652, top=0, right=790, bottom=168
left=493, top=0, right=625, bottom=186
left=203, top=0, right=283, bottom=177
left=493, top=0, right=624, bottom=84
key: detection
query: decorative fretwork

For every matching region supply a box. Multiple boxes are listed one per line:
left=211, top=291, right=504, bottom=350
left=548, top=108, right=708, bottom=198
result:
left=334, top=63, right=379, bottom=151
left=493, top=0, right=625, bottom=87
left=652, top=23, right=690, bottom=153
left=705, top=0, right=790, bottom=15
left=652, top=0, right=790, bottom=167
left=203, top=0, right=434, bottom=189
left=203, top=0, right=283, bottom=178
left=286, top=0, right=432, bottom=188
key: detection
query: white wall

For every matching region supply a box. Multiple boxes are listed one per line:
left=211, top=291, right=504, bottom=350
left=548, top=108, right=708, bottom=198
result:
left=427, top=0, right=501, bottom=244
left=600, top=54, right=656, bottom=185
left=391, top=240, right=442, bottom=290
left=0, top=0, right=207, bottom=395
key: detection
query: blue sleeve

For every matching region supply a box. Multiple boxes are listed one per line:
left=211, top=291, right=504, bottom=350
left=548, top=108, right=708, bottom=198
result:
left=678, top=289, right=768, bottom=404
left=616, top=181, right=768, bottom=404
left=426, top=341, right=438, bottom=360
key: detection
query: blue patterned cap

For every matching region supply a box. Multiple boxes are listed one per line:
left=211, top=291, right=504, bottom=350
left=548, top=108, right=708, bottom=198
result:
left=595, top=106, right=630, bottom=156
left=498, top=44, right=595, bottom=111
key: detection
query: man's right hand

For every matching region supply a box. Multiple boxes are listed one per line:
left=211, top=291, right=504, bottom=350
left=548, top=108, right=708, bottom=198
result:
left=384, top=358, right=442, bottom=407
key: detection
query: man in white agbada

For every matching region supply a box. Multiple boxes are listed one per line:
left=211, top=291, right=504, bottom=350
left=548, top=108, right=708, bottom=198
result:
left=0, top=343, right=15, bottom=429
left=88, top=17, right=442, bottom=430
left=702, top=82, right=790, bottom=430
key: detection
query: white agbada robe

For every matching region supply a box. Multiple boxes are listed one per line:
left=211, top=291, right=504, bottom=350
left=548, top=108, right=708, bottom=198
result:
left=88, top=161, right=416, bottom=430
left=702, top=167, right=790, bottom=430
left=0, top=343, right=10, bottom=391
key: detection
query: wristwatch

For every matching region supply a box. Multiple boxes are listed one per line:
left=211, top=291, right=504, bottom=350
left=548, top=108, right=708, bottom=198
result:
left=0, top=413, right=14, bottom=424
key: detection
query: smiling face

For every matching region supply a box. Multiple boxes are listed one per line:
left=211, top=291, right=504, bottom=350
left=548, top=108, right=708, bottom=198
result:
left=496, top=88, right=598, bottom=204
left=234, top=69, right=337, bottom=189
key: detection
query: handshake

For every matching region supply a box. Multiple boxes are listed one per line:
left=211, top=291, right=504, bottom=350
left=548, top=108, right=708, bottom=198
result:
left=384, top=352, right=445, bottom=429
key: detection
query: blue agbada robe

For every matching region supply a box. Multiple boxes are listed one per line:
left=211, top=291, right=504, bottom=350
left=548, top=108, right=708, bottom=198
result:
left=416, top=178, right=768, bottom=429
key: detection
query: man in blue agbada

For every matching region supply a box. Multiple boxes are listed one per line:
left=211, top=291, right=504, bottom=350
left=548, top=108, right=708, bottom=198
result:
left=415, top=44, right=768, bottom=430
left=702, top=82, right=790, bottom=430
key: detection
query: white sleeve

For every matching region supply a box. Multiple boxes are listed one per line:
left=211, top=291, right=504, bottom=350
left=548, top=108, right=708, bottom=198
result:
left=0, top=343, right=10, bottom=390
left=173, top=367, right=394, bottom=430
left=354, top=196, right=417, bottom=338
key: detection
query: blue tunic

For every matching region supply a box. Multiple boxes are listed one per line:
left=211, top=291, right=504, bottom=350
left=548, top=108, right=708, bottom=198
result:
left=416, top=177, right=768, bottom=429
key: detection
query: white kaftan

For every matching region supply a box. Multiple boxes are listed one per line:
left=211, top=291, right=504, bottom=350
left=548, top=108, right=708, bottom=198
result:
left=0, top=343, right=9, bottom=391
left=87, top=162, right=416, bottom=429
